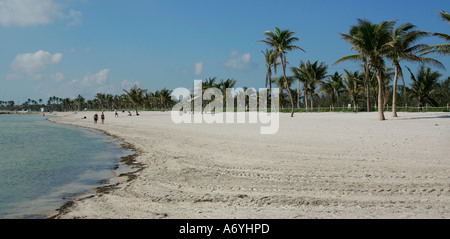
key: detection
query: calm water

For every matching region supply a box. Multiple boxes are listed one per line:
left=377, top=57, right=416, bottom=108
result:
left=0, top=114, right=130, bottom=218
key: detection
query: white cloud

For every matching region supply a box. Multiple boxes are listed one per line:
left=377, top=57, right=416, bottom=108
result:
left=11, top=50, right=63, bottom=75
left=60, top=69, right=113, bottom=97
left=223, top=51, right=256, bottom=71
left=121, top=80, right=140, bottom=90
left=67, top=9, right=82, bottom=26
left=194, top=61, right=203, bottom=76
left=0, top=0, right=81, bottom=27
left=50, top=72, right=65, bottom=82
left=96, top=84, right=116, bottom=94
left=80, top=69, right=111, bottom=87
left=5, top=73, right=21, bottom=81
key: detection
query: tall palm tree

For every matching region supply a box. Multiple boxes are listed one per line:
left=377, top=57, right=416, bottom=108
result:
left=123, top=85, right=147, bottom=115
left=259, top=27, right=305, bottom=117
left=406, top=65, right=441, bottom=108
left=384, top=22, right=444, bottom=117
left=261, top=49, right=279, bottom=91
left=338, top=19, right=396, bottom=120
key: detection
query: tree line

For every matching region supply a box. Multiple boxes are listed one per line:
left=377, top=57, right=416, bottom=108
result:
left=0, top=88, right=175, bottom=113
left=259, top=10, right=449, bottom=119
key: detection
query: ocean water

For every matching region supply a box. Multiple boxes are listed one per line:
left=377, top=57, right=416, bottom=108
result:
left=0, top=114, right=130, bottom=218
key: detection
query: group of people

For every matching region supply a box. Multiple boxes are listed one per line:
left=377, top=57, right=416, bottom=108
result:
left=93, top=112, right=105, bottom=124
left=91, top=109, right=133, bottom=124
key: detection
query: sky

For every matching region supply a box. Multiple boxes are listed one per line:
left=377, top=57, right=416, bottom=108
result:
left=0, top=0, right=449, bottom=103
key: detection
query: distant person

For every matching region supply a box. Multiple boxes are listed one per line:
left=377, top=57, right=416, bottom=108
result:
left=101, top=112, right=105, bottom=124
left=94, top=113, right=98, bottom=124
left=114, top=109, right=119, bottom=118
left=128, top=111, right=132, bottom=116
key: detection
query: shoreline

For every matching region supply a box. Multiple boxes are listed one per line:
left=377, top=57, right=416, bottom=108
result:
left=45, top=114, right=146, bottom=219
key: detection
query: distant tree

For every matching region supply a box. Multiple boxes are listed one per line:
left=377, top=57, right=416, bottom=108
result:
left=321, top=72, right=345, bottom=110
left=123, top=85, right=146, bottom=115
left=406, top=65, right=442, bottom=108
left=343, top=69, right=364, bottom=110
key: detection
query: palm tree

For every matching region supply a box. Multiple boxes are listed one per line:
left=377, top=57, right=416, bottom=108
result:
left=306, top=61, right=328, bottom=110
left=384, top=22, right=444, bottom=117
left=61, top=98, right=72, bottom=111
left=291, top=65, right=310, bottom=110
left=435, top=76, right=450, bottom=106
left=406, top=65, right=441, bottom=108
left=261, top=49, right=279, bottom=91
left=259, top=27, right=305, bottom=117
left=271, top=76, right=294, bottom=109
left=321, top=72, right=345, bottom=110
left=335, top=34, right=372, bottom=112
left=217, top=78, right=236, bottom=104
left=123, top=84, right=146, bottom=115
left=339, top=19, right=396, bottom=120
left=73, top=95, right=85, bottom=111
left=343, top=70, right=364, bottom=110
left=155, top=88, right=173, bottom=109
left=202, top=77, right=217, bottom=91
left=291, top=60, right=327, bottom=111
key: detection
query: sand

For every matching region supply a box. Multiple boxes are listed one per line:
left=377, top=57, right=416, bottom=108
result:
left=48, top=111, right=450, bottom=218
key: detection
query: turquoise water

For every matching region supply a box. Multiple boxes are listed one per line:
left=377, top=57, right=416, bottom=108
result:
left=0, top=114, right=129, bottom=218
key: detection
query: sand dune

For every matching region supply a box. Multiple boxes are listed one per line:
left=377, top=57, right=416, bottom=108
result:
left=49, top=111, right=450, bottom=218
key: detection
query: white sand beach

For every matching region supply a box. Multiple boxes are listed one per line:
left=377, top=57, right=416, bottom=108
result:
left=49, top=111, right=450, bottom=218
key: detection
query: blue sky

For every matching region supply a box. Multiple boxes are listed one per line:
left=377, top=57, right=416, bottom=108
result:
left=0, top=0, right=448, bottom=103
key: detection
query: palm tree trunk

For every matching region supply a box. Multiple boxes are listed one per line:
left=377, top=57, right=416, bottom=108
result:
left=297, top=80, right=300, bottom=109
left=281, top=55, right=295, bottom=117
left=366, top=84, right=370, bottom=112
left=310, top=94, right=314, bottom=111
left=265, top=72, right=269, bottom=89
left=376, top=70, right=385, bottom=120
left=269, top=73, right=272, bottom=93
left=392, top=64, right=399, bottom=117
left=364, top=62, right=370, bottom=112
left=304, top=91, right=308, bottom=111
left=286, top=83, right=295, bottom=117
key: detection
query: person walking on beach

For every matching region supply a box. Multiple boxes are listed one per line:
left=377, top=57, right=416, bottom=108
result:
left=94, top=113, right=98, bottom=124
left=114, top=108, right=118, bottom=118
left=101, top=112, right=105, bottom=124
